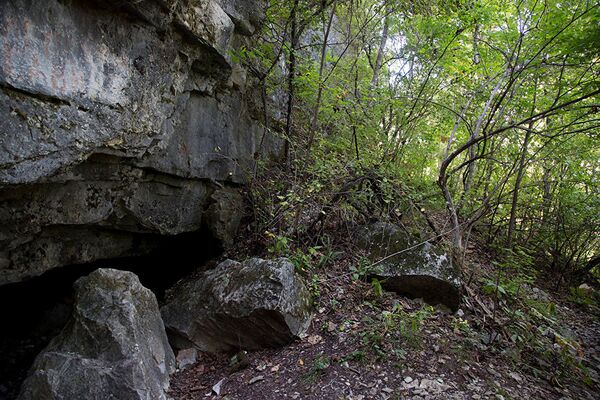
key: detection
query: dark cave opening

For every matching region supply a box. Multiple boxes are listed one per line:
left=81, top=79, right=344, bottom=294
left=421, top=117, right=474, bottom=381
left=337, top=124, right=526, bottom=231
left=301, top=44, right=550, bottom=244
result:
left=0, top=228, right=222, bottom=400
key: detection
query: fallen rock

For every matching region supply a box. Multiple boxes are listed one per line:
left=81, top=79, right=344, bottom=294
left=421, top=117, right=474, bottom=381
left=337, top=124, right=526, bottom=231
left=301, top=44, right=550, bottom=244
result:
left=522, top=284, right=551, bottom=302
left=357, top=222, right=412, bottom=259
left=161, top=258, right=313, bottom=352
left=249, top=375, right=265, bottom=384
left=578, top=283, right=594, bottom=293
left=358, top=222, right=461, bottom=311
left=18, top=269, right=175, bottom=400
left=176, top=348, right=198, bottom=370
left=212, top=378, right=225, bottom=396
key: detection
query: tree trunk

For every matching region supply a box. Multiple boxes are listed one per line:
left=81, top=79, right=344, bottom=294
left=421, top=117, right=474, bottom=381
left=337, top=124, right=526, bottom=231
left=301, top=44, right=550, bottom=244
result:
left=284, top=0, right=300, bottom=167
left=308, top=0, right=337, bottom=150
left=440, top=177, right=465, bottom=267
left=371, top=5, right=390, bottom=86
left=507, top=78, right=538, bottom=248
left=506, top=129, right=531, bottom=248
left=463, top=67, right=510, bottom=200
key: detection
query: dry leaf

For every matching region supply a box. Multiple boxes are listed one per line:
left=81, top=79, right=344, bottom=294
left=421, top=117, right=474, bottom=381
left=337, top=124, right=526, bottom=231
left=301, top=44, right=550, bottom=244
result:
left=307, top=335, right=322, bottom=345
left=327, top=322, right=337, bottom=332
left=249, top=375, right=264, bottom=385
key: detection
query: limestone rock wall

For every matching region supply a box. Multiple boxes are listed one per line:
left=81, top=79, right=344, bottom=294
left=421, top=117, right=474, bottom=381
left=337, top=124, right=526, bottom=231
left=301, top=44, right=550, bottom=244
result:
left=0, top=0, right=280, bottom=285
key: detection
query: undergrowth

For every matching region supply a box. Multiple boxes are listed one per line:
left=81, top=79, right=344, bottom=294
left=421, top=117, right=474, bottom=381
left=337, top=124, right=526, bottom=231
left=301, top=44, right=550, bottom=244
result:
left=241, top=127, right=598, bottom=393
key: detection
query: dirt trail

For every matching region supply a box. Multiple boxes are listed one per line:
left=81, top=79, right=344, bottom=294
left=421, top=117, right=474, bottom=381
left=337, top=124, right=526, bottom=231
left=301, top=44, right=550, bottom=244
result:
left=169, top=257, right=600, bottom=400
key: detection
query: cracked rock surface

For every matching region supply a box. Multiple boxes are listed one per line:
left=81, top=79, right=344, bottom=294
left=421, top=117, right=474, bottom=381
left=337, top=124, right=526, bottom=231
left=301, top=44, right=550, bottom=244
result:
left=358, top=222, right=461, bottom=311
left=161, top=258, right=314, bottom=352
left=0, top=0, right=280, bottom=285
left=18, top=268, right=175, bottom=400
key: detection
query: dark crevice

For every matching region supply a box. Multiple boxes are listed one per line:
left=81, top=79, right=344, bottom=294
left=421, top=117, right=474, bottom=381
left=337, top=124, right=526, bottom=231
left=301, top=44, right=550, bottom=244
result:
left=0, top=228, right=222, bottom=399
left=82, top=152, right=247, bottom=189
left=0, top=83, right=72, bottom=107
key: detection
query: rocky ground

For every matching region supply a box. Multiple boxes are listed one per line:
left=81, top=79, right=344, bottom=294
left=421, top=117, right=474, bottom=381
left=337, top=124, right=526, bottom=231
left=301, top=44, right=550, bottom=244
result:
left=2, top=231, right=597, bottom=400
left=169, top=246, right=600, bottom=400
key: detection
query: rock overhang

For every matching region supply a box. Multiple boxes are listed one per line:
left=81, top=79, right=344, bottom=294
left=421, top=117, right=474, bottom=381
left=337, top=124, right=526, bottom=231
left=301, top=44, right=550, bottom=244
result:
left=0, top=0, right=283, bottom=285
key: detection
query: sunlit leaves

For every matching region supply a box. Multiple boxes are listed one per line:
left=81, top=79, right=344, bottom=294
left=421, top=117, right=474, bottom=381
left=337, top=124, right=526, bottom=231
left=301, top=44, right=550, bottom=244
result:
left=259, top=0, right=599, bottom=273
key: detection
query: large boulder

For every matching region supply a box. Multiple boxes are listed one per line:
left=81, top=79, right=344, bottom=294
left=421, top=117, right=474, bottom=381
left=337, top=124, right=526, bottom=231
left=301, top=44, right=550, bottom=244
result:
left=18, top=268, right=175, bottom=400
left=358, top=222, right=461, bottom=311
left=161, top=258, right=313, bottom=352
left=357, top=222, right=413, bottom=259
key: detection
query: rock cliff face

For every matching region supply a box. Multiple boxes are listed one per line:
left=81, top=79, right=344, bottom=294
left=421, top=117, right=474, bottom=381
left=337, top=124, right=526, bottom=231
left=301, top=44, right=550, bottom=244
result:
left=0, top=0, right=280, bottom=285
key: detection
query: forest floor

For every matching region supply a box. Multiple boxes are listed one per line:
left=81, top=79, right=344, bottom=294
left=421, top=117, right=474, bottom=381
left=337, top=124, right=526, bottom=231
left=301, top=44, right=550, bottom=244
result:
left=169, top=241, right=600, bottom=400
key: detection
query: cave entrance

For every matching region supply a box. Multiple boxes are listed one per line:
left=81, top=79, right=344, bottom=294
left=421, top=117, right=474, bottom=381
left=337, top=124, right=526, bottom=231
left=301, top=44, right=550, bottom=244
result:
left=0, top=228, right=222, bottom=399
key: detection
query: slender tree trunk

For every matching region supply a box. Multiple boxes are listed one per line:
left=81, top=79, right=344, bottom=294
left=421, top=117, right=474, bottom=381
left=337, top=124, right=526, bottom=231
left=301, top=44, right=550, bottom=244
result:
left=438, top=175, right=464, bottom=266
left=444, top=94, right=474, bottom=160
left=539, top=116, right=554, bottom=234
left=463, top=67, right=510, bottom=199
left=284, top=0, right=300, bottom=167
left=308, top=0, right=337, bottom=150
left=371, top=4, right=390, bottom=86
left=507, top=78, right=538, bottom=248
left=540, top=161, right=553, bottom=240
left=506, top=129, right=532, bottom=248
left=472, top=20, right=480, bottom=65
left=352, top=68, right=360, bottom=160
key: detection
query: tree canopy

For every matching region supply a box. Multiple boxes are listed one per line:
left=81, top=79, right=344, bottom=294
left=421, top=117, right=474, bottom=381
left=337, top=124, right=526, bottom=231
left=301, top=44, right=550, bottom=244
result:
left=245, top=0, right=599, bottom=285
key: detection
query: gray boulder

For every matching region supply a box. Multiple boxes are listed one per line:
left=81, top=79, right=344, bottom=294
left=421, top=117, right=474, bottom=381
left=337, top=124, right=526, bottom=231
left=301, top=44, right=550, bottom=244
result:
left=18, top=269, right=175, bottom=400
left=161, top=258, right=313, bottom=352
left=358, top=223, right=461, bottom=311
left=357, top=222, right=413, bottom=259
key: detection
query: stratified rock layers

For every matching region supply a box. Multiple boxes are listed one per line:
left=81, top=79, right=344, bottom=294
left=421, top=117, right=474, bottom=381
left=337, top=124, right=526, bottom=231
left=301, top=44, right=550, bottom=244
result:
left=0, top=0, right=280, bottom=285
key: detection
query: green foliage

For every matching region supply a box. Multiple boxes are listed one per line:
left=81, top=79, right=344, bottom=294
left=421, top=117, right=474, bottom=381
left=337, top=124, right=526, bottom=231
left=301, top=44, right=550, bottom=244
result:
left=264, top=231, right=339, bottom=299
left=503, top=304, right=590, bottom=385
left=451, top=316, right=472, bottom=335
left=258, top=0, right=598, bottom=280
left=247, top=0, right=598, bottom=392
left=290, top=248, right=314, bottom=274
left=568, top=286, right=599, bottom=310
left=356, top=303, right=434, bottom=361
left=304, top=354, right=331, bottom=382
left=370, top=277, right=384, bottom=298
left=350, top=258, right=382, bottom=281
left=342, top=350, right=366, bottom=363
left=386, top=304, right=434, bottom=347
left=266, top=233, right=291, bottom=256
left=480, top=277, right=592, bottom=385
left=265, top=232, right=338, bottom=274
left=482, top=247, right=537, bottom=299
left=349, top=259, right=368, bottom=281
